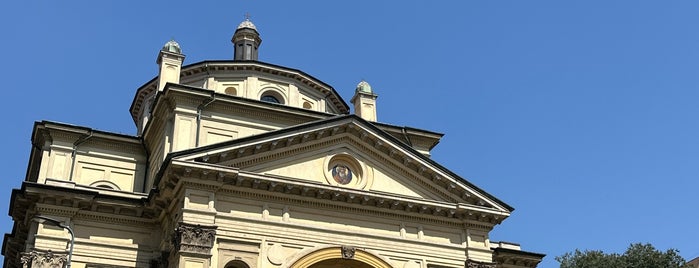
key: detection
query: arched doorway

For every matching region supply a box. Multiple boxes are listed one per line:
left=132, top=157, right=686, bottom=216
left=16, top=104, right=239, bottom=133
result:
left=308, top=258, right=375, bottom=268
left=287, top=246, right=394, bottom=268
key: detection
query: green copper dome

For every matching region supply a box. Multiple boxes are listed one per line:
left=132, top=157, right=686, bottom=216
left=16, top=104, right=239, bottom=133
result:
left=162, top=40, right=182, bottom=54
left=356, top=80, right=373, bottom=93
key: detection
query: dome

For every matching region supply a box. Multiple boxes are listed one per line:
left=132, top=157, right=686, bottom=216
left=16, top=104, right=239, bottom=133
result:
left=161, top=39, right=182, bottom=54
left=356, top=80, right=373, bottom=93
left=237, top=19, right=257, bottom=31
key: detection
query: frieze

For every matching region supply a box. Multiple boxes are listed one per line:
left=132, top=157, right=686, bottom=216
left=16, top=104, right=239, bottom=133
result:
left=77, top=139, right=145, bottom=154
left=465, top=260, right=497, bottom=268
left=165, top=160, right=499, bottom=227
left=172, top=223, right=217, bottom=255
left=35, top=205, right=79, bottom=218
left=34, top=198, right=156, bottom=227
left=180, top=63, right=334, bottom=96
left=77, top=211, right=156, bottom=227
left=20, top=250, right=67, bottom=268
left=214, top=188, right=465, bottom=228
left=46, top=130, right=83, bottom=143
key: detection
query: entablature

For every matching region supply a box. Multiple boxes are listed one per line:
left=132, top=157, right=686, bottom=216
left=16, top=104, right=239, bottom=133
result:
left=170, top=116, right=512, bottom=214
left=9, top=182, right=155, bottom=227
left=142, top=84, right=337, bottom=141
left=157, top=159, right=507, bottom=226
left=491, top=246, right=546, bottom=268
left=131, top=60, right=350, bottom=126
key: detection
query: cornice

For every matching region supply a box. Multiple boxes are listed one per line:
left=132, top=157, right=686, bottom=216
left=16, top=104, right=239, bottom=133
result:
left=142, top=86, right=335, bottom=145
left=492, top=246, right=545, bottom=266
left=37, top=121, right=140, bottom=143
left=131, top=60, right=351, bottom=125
left=228, top=134, right=461, bottom=203
left=130, top=80, right=158, bottom=124
left=160, top=160, right=505, bottom=226
left=33, top=122, right=145, bottom=158
left=178, top=61, right=348, bottom=113
left=16, top=182, right=156, bottom=224
left=176, top=118, right=509, bottom=215
left=168, top=85, right=332, bottom=121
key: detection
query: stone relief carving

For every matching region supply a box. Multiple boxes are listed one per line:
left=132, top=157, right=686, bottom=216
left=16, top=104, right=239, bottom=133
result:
left=20, top=250, right=67, bottom=268
left=267, top=244, right=285, bottom=265
left=341, top=246, right=355, bottom=259
left=172, top=223, right=217, bottom=255
left=465, top=259, right=497, bottom=268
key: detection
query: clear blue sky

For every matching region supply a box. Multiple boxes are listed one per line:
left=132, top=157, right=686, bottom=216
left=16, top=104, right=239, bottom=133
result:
left=2, top=1, right=698, bottom=267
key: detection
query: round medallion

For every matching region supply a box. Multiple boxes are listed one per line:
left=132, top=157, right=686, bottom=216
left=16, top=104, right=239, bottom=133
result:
left=323, top=152, right=372, bottom=189
left=332, top=165, right=353, bottom=185
left=267, top=244, right=285, bottom=265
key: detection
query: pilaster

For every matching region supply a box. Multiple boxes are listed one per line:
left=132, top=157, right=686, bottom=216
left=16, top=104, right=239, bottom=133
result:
left=20, top=250, right=68, bottom=268
left=170, top=223, right=217, bottom=268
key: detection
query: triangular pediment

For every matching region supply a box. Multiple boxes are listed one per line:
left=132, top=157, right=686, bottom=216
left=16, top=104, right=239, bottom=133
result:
left=234, top=139, right=446, bottom=201
left=172, top=115, right=512, bottom=215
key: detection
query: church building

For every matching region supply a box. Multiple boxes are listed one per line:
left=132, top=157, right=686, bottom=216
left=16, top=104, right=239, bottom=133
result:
left=3, top=18, right=544, bottom=268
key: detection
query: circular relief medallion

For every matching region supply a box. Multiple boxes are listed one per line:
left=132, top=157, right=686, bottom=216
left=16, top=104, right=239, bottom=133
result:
left=267, top=244, right=285, bottom=265
left=331, top=165, right=353, bottom=185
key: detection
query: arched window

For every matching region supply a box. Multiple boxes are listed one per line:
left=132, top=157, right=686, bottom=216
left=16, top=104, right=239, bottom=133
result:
left=261, top=95, right=280, bottom=103
left=259, top=89, right=286, bottom=105
left=89, top=180, right=121, bottom=191
left=224, top=260, right=250, bottom=268
left=225, top=87, right=237, bottom=96
left=303, top=101, right=313, bottom=109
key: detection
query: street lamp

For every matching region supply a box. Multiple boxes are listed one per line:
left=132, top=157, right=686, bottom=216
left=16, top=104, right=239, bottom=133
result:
left=34, top=215, right=74, bottom=268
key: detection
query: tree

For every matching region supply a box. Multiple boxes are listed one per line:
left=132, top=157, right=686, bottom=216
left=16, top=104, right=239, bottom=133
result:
left=557, top=243, right=691, bottom=268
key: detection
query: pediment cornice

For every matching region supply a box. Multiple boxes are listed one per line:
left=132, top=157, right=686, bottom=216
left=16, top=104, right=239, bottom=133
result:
left=171, top=116, right=512, bottom=215
left=162, top=158, right=508, bottom=226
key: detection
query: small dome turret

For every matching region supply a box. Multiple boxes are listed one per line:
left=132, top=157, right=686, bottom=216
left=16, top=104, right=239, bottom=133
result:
left=232, top=16, right=262, bottom=61
left=351, top=80, right=378, bottom=122
left=161, top=39, right=182, bottom=54
left=356, top=80, right=373, bottom=94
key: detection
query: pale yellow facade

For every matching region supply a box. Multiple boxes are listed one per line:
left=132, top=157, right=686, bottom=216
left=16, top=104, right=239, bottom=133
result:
left=3, top=19, right=543, bottom=268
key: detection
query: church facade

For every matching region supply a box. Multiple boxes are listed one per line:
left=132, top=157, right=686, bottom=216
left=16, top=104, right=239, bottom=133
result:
left=3, top=19, right=544, bottom=268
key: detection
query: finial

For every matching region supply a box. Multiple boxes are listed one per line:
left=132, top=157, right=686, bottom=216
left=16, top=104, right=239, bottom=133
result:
left=236, top=14, right=258, bottom=30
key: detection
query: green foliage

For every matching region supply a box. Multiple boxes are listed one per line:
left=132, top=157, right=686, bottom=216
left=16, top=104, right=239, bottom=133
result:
left=556, top=243, right=690, bottom=268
